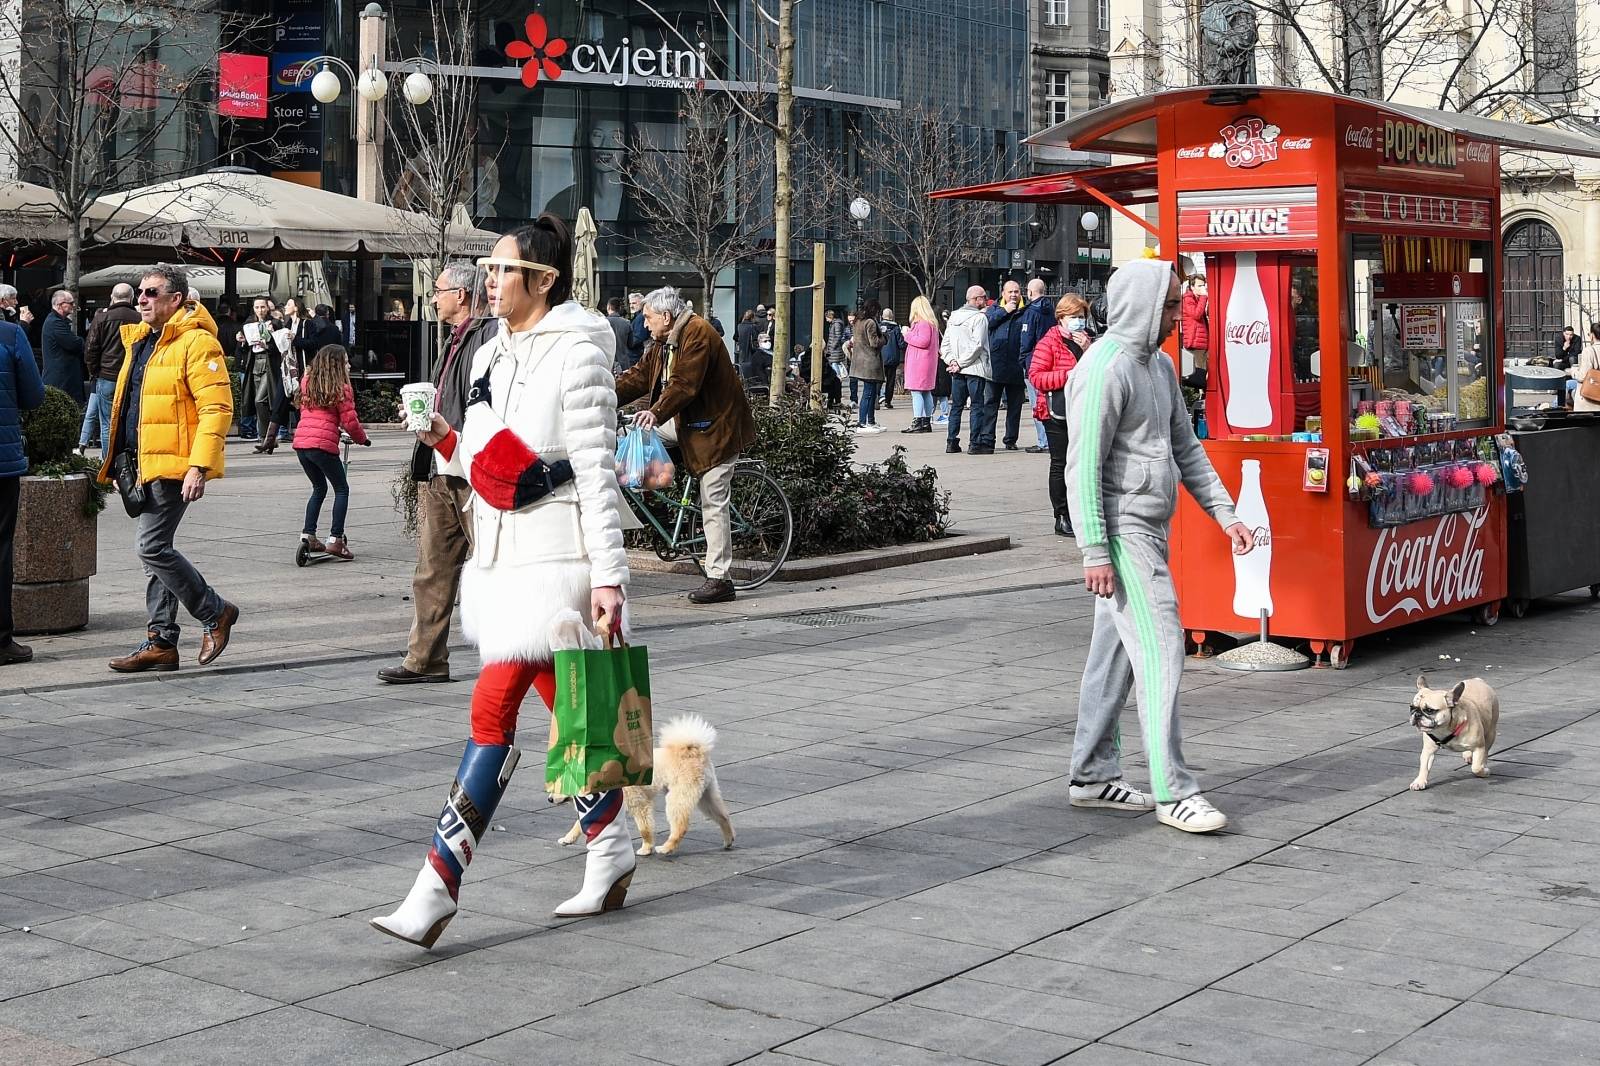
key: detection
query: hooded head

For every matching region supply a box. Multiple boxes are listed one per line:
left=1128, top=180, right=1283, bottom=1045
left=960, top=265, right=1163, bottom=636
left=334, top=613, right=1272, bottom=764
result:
left=1103, top=258, right=1180, bottom=355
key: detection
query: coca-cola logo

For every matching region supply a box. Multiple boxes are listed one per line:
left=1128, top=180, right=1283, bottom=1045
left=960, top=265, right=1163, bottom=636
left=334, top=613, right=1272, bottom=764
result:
left=1344, top=125, right=1374, bottom=150
left=1365, top=507, right=1487, bottom=624
left=1226, top=320, right=1270, bottom=345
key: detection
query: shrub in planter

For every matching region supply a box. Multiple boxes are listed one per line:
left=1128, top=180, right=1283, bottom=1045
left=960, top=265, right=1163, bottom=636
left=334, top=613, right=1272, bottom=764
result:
left=746, top=399, right=949, bottom=557
left=16, top=386, right=104, bottom=634
left=356, top=382, right=404, bottom=424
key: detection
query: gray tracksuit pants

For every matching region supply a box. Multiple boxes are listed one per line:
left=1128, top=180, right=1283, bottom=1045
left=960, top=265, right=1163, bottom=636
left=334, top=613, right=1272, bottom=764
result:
left=1072, top=533, right=1199, bottom=804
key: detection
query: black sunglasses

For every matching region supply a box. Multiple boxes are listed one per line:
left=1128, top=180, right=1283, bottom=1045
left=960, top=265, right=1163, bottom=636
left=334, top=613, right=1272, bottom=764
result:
left=138, top=286, right=177, bottom=299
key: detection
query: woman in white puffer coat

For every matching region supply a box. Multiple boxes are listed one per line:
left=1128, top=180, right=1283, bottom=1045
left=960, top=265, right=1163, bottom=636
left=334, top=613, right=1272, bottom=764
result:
left=372, top=215, right=635, bottom=949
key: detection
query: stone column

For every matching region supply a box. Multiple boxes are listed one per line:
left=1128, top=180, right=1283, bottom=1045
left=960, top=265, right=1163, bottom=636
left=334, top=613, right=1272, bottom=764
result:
left=355, top=4, right=388, bottom=205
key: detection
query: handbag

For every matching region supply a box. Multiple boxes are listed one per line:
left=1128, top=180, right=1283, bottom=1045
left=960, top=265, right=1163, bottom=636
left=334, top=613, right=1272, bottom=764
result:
left=109, top=452, right=146, bottom=518
left=545, top=632, right=654, bottom=798
left=1048, top=388, right=1068, bottom=420
left=1581, top=346, right=1600, bottom=404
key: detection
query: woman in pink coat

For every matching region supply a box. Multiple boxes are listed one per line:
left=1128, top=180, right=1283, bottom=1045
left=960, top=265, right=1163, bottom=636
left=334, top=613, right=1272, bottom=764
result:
left=899, top=295, right=941, bottom=434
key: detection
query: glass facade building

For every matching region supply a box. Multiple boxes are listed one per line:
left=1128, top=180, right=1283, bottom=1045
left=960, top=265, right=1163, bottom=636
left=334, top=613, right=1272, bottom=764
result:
left=355, top=0, right=1029, bottom=320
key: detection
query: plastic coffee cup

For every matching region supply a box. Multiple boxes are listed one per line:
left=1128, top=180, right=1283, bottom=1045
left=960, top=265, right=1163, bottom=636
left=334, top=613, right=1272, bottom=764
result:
left=400, top=383, right=437, bottom=432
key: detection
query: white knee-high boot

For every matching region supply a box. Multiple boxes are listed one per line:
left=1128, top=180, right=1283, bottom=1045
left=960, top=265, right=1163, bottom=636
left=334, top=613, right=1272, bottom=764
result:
left=554, top=790, right=637, bottom=918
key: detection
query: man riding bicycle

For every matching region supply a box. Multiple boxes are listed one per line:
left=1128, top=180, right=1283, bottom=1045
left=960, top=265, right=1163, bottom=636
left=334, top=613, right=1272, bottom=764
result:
left=616, top=287, right=756, bottom=604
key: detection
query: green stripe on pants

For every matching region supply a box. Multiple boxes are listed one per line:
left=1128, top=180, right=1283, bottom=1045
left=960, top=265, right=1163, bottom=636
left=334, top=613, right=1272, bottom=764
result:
left=1110, top=536, right=1169, bottom=803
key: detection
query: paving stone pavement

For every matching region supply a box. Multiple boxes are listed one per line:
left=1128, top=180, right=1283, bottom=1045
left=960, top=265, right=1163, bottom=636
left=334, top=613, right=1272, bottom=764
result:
left=1, top=580, right=1598, bottom=1065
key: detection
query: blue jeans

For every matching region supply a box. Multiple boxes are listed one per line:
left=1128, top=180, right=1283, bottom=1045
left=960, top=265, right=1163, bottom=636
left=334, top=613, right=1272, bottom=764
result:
left=856, top=380, right=881, bottom=425
left=1023, top=380, right=1049, bottom=448
left=911, top=390, right=934, bottom=418
left=948, top=374, right=988, bottom=444
left=298, top=447, right=351, bottom=537
left=79, top=378, right=115, bottom=447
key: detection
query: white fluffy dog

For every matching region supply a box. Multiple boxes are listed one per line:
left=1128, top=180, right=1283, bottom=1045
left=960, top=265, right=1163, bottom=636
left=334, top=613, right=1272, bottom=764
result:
left=560, top=714, right=735, bottom=856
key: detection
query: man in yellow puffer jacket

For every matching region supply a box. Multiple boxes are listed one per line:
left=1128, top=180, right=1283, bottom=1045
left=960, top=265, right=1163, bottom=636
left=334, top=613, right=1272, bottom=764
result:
left=97, top=264, right=240, bottom=673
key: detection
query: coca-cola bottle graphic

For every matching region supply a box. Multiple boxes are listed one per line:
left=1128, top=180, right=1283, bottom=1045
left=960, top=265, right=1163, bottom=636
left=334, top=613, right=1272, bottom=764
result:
left=1224, top=253, right=1274, bottom=429
left=1232, top=459, right=1274, bottom=619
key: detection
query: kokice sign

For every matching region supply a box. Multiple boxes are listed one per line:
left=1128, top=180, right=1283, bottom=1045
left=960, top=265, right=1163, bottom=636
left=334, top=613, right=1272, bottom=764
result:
left=1364, top=506, right=1488, bottom=624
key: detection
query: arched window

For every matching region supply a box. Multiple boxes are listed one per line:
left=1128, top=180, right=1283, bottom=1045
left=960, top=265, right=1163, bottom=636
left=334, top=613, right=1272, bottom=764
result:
left=1503, top=218, right=1564, bottom=363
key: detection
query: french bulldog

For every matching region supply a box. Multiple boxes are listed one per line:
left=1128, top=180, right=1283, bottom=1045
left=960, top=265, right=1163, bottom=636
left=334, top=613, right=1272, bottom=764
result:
left=1409, top=674, right=1499, bottom=791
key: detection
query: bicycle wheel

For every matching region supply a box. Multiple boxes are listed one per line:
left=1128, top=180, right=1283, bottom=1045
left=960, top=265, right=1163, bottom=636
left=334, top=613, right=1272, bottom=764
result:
left=722, top=466, right=793, bottom=590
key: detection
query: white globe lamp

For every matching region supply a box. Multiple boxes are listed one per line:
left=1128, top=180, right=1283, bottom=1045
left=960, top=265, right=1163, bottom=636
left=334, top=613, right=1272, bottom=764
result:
left=356, top=68, right=388, bottom=102
left=1080, top=210, right=1100, bottom=234
left=403, top=71, right=434, bottom=106
left=310, top=67, right=342, bottom=104
left=849, top=196, right=871, bottom=222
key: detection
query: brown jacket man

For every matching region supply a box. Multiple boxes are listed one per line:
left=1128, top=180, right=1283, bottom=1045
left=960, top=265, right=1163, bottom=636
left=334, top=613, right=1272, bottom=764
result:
left=615, top=310, right=755, bottom=476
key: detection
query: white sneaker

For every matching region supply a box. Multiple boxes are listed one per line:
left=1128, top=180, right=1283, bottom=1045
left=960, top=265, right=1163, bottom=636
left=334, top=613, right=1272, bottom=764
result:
left=1156, top=794, right=1228, bottom=833
left=854, top=424, right=886, bottom=435
left=1070, top=780, right=1156, bottom=811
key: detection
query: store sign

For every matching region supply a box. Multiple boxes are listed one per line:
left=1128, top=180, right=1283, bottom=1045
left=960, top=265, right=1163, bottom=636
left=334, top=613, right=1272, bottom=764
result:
left=1344, top=189, right=1492, bottom=234
left=505, top=12, right=709, bottom=90
left=218, top=53, right=269, bottom=118
left=1177, top=188, right=1316, bottom=244
left=1365, top=506, right=1488, bottom=624
left=1382, top=118, right=1456, bottom=169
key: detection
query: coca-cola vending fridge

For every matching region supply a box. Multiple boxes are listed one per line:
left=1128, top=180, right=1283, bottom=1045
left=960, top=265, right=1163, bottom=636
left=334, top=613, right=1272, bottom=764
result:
left=927, top=86, right=1600, bottom=666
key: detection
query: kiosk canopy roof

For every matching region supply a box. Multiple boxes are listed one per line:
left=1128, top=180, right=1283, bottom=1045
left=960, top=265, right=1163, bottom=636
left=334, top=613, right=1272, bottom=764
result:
left=929, top=161, right=1157, bottom=206
left=1027, top=87, right=1600, bottom=161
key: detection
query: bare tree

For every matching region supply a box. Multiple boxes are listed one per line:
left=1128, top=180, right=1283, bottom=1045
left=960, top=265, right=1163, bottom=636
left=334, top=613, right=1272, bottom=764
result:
left=0, top=0, right=282, bottom=289
left=1127, top=0, right=1599, bottom=114
left=383, top=0, right=491, bottom=264
left=619, top=88, right=770, bottom=310
left=853, top=104, right=1013, bottom=300
left=380, top=0, right=495, bottom=374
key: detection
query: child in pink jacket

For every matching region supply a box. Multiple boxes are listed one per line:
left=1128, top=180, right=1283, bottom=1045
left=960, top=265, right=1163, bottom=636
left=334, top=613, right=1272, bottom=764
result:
left=292, top=344, right=371, bottom=559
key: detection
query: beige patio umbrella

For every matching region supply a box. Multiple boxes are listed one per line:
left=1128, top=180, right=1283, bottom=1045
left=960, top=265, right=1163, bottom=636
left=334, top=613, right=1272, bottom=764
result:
left=97, top=171, right=496, bottom=258
left=1, top=180, right=181, bottom=245
left=572, top=207, right=599, bottom=311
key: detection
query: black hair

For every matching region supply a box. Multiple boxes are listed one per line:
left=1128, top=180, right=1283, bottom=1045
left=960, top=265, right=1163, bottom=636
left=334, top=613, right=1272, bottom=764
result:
left=505, top=212, right=574, bottom=306
left=315, top=303, right=334, bottom=319
left=1591, top=323, right=1600, bottom=342
left=860, top=298, right=882, bottom=320
left=605, top=297, right=622, bottom=314
left=141, top=263, right=188, bottom=297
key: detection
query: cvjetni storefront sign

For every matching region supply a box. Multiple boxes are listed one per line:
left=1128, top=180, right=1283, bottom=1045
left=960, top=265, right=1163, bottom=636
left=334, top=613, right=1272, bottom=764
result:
left=505, top=13, right=709, bottom=90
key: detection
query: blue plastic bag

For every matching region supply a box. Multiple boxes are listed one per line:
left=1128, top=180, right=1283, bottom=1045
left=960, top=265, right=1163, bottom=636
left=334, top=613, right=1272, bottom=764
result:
left=615, top=428, right=674, bottom=490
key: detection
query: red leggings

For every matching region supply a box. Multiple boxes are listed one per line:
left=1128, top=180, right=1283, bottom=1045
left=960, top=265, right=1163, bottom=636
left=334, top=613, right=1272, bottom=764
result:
left=470, top=660, right=556, bottom=745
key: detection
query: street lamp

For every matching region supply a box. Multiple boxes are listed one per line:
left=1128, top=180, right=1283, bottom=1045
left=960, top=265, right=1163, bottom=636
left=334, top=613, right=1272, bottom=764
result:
left=294, top=55, right=436, bottom=109
left=1080, top=210, right=1100, bottom=236
left=849, top=196, right=871, bottom=228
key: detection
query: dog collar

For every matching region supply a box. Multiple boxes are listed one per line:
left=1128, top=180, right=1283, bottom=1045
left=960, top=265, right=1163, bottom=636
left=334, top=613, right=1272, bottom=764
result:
left=1426, top=720, right=1467, bottom=746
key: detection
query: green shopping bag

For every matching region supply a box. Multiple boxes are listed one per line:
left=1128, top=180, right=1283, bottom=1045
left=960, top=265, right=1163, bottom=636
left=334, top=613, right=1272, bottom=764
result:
left=545, top=637, right=654, bottom=798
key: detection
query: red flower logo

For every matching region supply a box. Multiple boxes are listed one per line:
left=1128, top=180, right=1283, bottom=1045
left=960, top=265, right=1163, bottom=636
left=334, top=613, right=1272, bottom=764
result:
left=505, top=13, right=567, bottom=89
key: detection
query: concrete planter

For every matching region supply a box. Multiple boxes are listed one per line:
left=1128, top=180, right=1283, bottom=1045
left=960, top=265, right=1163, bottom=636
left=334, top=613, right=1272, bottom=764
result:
left=14, top=473, right=98, bottom=634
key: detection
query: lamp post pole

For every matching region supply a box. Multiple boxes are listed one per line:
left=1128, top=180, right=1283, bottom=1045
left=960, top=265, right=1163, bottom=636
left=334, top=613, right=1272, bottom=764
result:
left=355, top=4, right=387, bottom=204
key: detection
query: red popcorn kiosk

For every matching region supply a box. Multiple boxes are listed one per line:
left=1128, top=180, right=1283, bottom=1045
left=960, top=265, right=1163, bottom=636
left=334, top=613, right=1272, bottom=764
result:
left=934, top=87, right=1600, bottom=666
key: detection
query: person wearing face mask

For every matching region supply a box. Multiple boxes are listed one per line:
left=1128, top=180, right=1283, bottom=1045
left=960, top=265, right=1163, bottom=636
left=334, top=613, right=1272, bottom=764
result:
left=1179, top=275, right=1209, bottom=383
left=1028, top=294, right=1091, bottom=537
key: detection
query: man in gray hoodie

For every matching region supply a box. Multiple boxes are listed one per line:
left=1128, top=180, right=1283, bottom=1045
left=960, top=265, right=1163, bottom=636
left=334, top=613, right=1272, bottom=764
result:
left=1064, top=258, right=1255, bottom=834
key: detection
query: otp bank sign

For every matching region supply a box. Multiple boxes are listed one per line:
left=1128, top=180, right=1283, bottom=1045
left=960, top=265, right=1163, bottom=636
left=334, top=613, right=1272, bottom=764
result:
left=505, top=14, right=709, bottom=89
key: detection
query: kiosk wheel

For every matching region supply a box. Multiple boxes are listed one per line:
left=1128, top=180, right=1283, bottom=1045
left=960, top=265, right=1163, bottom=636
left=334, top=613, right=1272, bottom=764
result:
left=1506, top=598, right=1530, bottom=620
left=1327, top=641, right=1354, bottom=670
left=295, top=541, right=309, bottom=568
left=1474, top=602, right=1501, bottom=627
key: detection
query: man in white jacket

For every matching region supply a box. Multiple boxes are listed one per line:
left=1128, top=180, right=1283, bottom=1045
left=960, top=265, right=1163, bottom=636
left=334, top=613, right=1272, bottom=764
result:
left=940, top=285, right=991, bottom=454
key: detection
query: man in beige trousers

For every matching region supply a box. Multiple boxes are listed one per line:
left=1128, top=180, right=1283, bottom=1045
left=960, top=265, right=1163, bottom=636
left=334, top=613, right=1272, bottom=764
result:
left=379, top=263, right=493, bottom=683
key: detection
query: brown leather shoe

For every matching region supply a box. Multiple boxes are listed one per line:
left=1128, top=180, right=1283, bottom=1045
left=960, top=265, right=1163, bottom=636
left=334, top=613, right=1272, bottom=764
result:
left=197, top=602, right=240, bottom=666
left=110, top=637, right=178, bottom=673
left=688, top=578, right=736, bottom=605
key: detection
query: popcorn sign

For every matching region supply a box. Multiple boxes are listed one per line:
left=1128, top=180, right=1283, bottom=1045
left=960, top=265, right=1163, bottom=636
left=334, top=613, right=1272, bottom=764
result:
left=1216, top=117, right=1281, bottom=169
